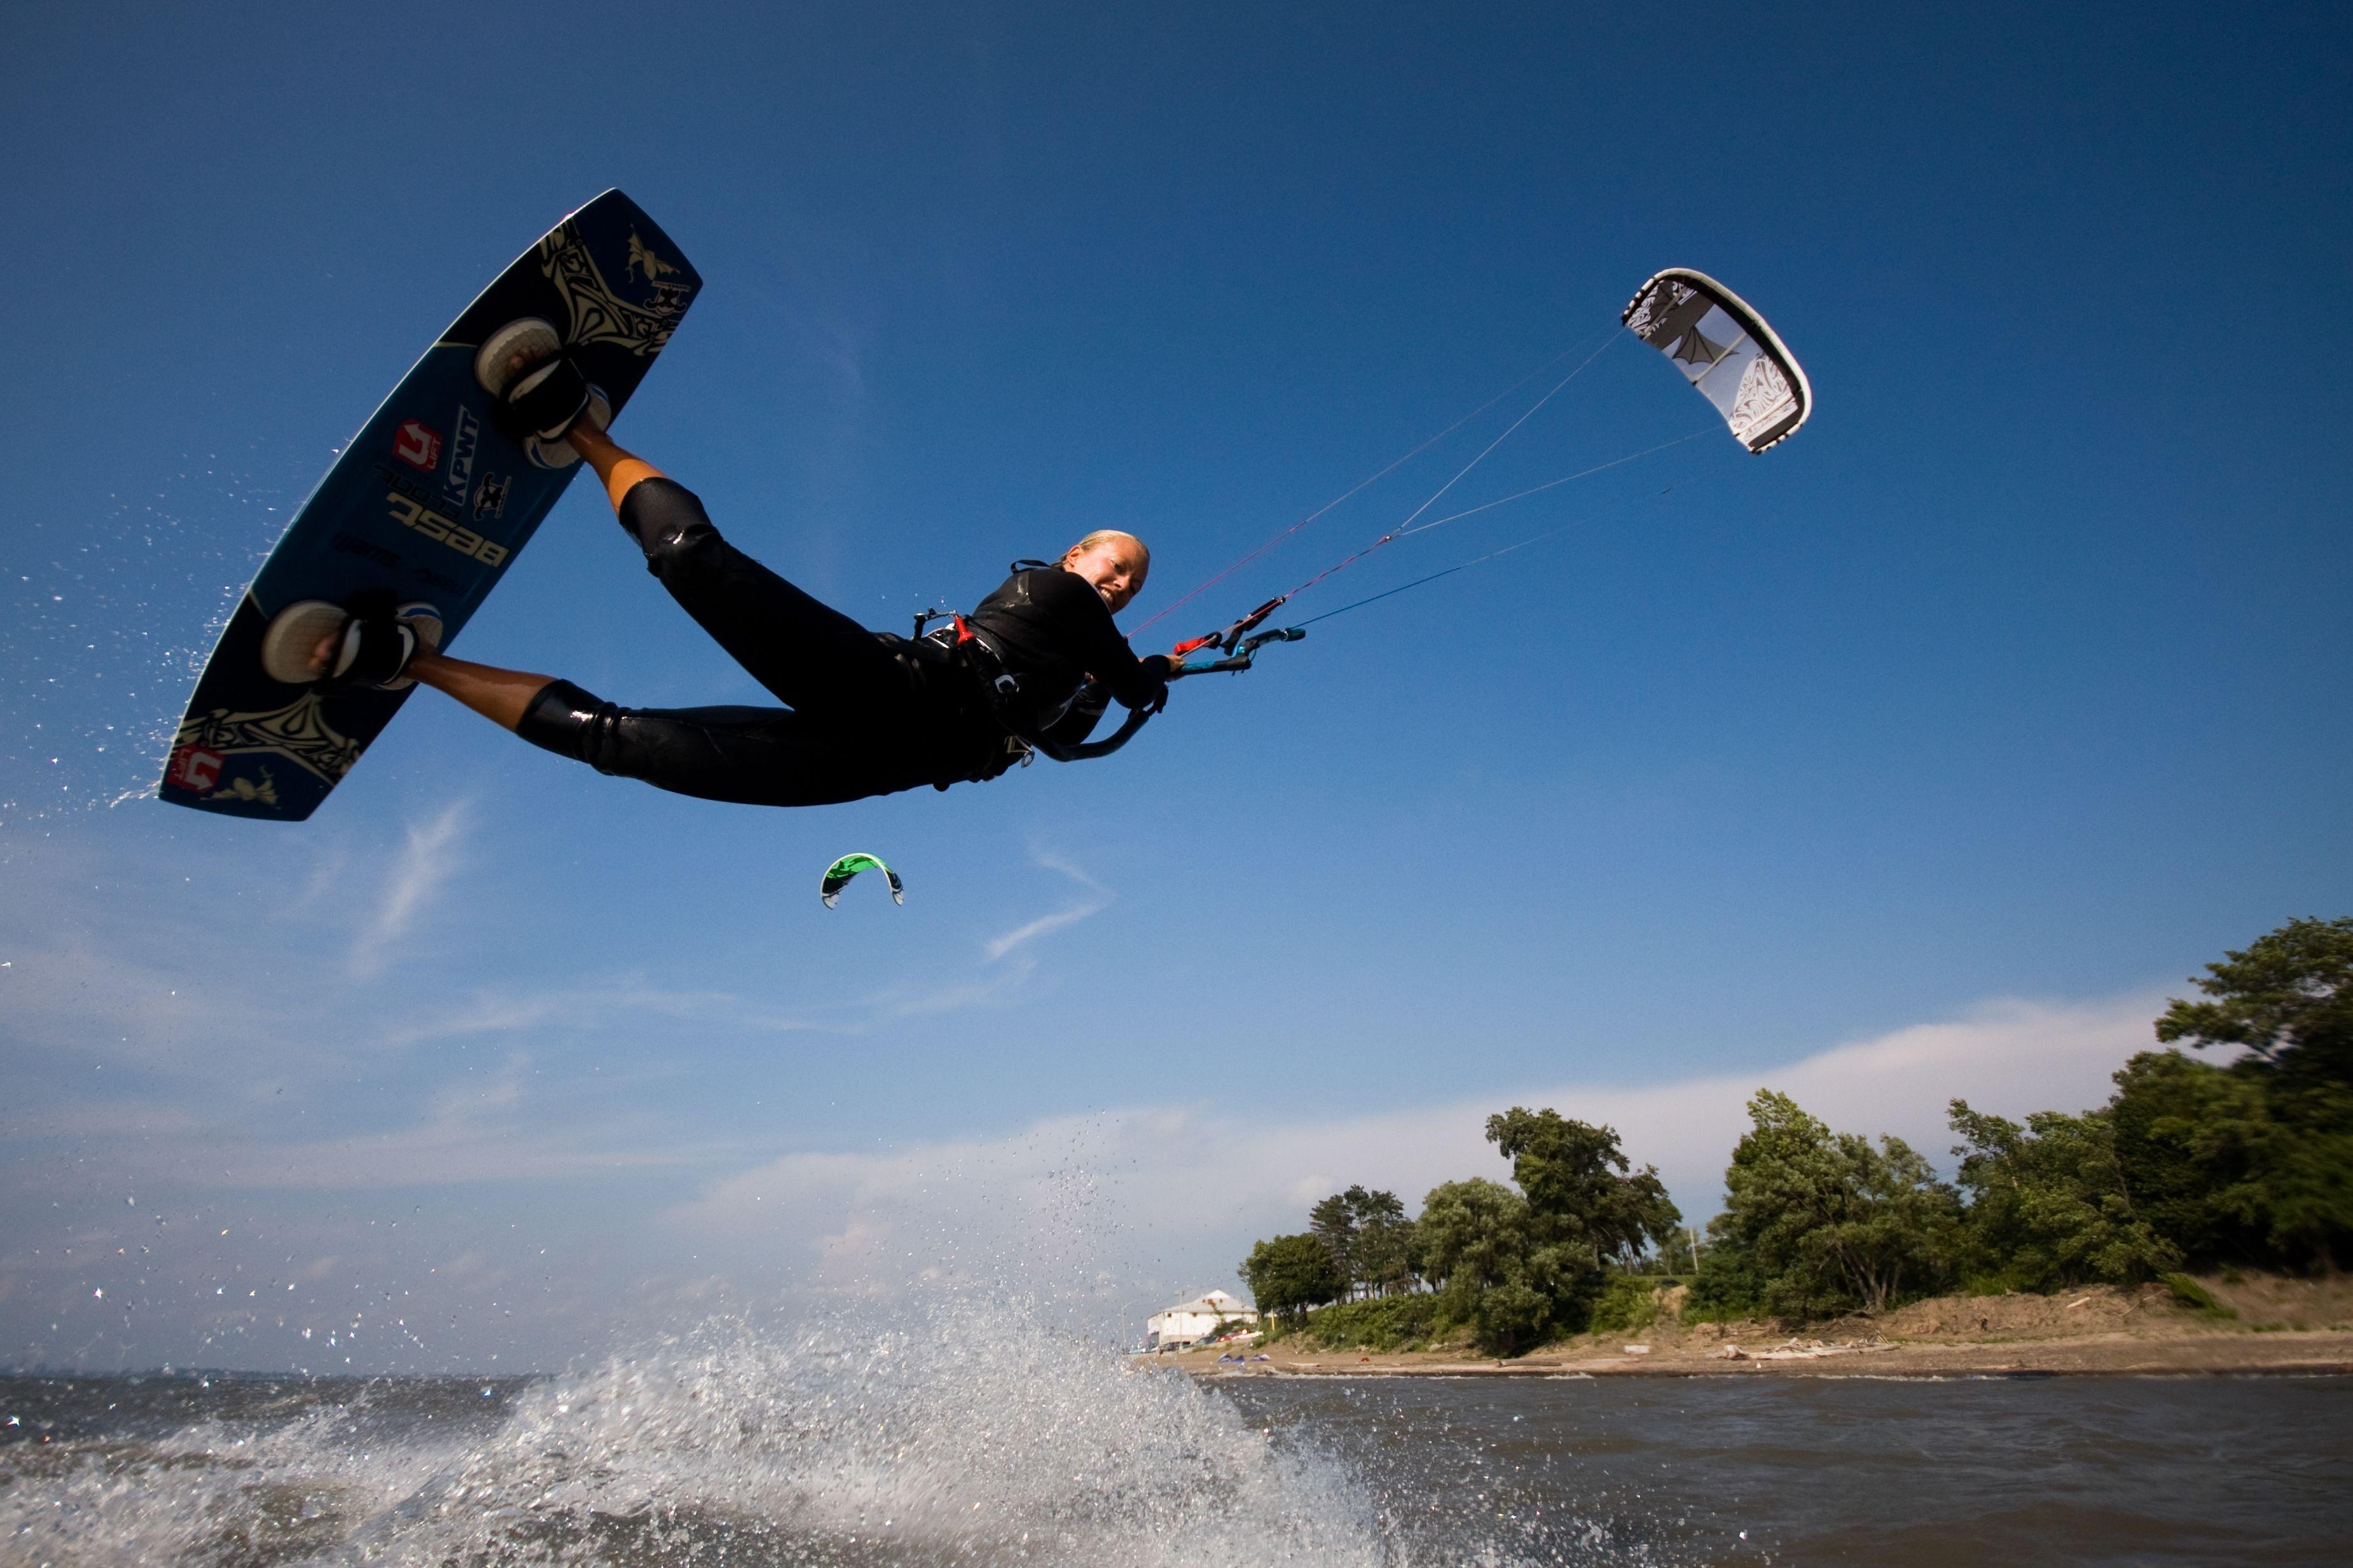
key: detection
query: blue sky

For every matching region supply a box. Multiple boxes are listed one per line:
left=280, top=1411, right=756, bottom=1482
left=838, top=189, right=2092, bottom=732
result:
left=3, top=1, right=2347, bottom=1373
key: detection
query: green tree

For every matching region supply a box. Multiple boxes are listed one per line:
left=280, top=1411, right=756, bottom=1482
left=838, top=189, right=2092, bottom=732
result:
left=2156, top=916, right=2353, bottom=1094
left=1348, top=1188, right=1418, bottom=1297
left=2118, top=1045, right=2353, bottom=1262
left=1305, top=1185, right=1418, bottom=1298
left=2109, top=1049, right=2279, bottom=1267
left=1307, top=1192, right=1358, bottom=1288
left=1416, top=1179, right=1533, bottom=1293
left=1949, top=1099, right=2177, bottom=1289
left=1466, top=1108, right=1684, bottom=1338
left=1393, top=1097, right=1694, bottom=1346
left=1239, top=1234, right=1346, bottom=1323
left=1468, top=1283, right=1552, bottom=1354
left=1687, top=1213, right=1774, bottom=1317
left=1484, top=1108, right=1684, bottom=1269
left=2151, top=918, right=2353, bottom=1269
left=1711, top=1090, right=1962, bottom=1317
left=1416, top=1178, right=1554, bottom=1353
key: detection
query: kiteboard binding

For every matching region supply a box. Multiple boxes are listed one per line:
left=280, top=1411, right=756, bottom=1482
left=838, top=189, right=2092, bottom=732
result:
left=474, top=317, right=611, bottom=467
left=258, top=598, right=443, bottom=692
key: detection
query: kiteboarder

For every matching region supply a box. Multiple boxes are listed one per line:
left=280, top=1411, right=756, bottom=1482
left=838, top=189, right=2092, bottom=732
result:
left=287, top=267, right=1810, bottom=814
left=307, top=388, right=1175, bottom=808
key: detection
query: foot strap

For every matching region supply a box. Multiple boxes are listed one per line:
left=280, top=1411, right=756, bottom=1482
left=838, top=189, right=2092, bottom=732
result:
left=494, top=354, right=591, bottom=443
left=326, top=615, right=420, bottom=690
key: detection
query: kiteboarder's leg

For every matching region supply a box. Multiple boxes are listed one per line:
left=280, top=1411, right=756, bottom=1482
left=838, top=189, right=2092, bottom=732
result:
left=396, top=650, right=911, bottom=806
left=569, top=416, right=669, bottom=516
left=506, top=675, right=918, bottom=807
left=408, top=650, right=555, bottom=732
left=565, top=422, right=910, bottom=725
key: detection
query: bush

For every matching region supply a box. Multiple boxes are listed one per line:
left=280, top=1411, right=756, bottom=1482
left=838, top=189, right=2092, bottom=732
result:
left=2161, top=1272, right=2237, bottom=1318
left=1469, top=1281, right=1554, bottom=1356
left=1589, top=1272, right=1664, bottom=1334
left=1288, top=1294, right=1445, bottom=1351
left=1685, top=1219, right=1772, bottom=1321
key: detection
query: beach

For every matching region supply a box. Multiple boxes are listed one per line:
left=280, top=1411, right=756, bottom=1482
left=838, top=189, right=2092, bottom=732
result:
left=1161, top=1272, right=2353, bottom=1379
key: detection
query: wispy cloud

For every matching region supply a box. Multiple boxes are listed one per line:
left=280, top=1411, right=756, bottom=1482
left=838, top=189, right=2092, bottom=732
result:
left=378, top=980, right=818, bottom=1047
left=205, top=1113, right=732, bottom=1190
left=843, top=845, right=1115, bottom=1022
left=982, top=903, right=1105, bottom=962
left=349, top=802, right=469, bottom=979
left=59, top=1058, right=747, bottom=1192
left=981, top=844, right=1110, bottom=961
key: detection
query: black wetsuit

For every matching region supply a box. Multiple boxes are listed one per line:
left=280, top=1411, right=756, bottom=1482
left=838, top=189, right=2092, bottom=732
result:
left=515, top=478, right=1171, bottom=807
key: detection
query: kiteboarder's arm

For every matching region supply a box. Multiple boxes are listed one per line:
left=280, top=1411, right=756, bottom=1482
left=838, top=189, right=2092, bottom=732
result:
left=1022, top=567, right=1172, bottom=710
left=1039, top=684, right=1111, bottom=747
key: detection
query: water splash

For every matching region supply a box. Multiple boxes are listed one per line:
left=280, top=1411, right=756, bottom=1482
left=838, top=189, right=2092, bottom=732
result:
left=0, top=442, right=291, bottom=830
left=0, top=1296, right=1400, bottom=1567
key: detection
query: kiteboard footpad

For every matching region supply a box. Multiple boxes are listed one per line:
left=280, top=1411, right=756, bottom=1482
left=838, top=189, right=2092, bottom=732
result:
left=473, top=318, right=563, bottom=396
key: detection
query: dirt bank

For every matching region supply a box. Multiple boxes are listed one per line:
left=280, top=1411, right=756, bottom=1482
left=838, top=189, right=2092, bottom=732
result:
left=1156, top=1274, right=2353, bottom=1379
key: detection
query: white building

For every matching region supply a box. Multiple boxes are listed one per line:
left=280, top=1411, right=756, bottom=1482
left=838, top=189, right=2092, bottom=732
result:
left=1146, top=1289, right=1259, bottom=1350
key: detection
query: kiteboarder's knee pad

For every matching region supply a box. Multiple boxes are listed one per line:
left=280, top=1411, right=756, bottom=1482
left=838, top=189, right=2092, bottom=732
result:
left=516, top=678, right=614, bottom=764
left=618, top=478, right=720, bottom=575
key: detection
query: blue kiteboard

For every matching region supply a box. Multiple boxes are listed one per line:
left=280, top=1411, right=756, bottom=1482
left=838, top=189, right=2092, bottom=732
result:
left=158, top=189, right=701, bottom=821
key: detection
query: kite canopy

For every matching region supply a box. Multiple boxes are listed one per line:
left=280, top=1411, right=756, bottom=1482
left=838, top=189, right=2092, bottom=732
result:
left=820, top=853, right=904, bottom=909
left=1622, top=268, right=1811, bottom=453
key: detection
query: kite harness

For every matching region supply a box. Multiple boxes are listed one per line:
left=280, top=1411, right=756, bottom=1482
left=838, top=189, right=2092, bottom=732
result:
left=906, top=582, right=1307, bottom=764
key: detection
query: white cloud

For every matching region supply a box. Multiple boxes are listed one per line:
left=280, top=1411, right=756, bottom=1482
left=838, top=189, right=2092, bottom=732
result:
left=665, top=988, right=2170, bottom=1305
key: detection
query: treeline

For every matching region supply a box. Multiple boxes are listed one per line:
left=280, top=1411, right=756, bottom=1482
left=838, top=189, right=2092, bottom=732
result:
left=1239, top=917, right=2353, bottom=1355
left=1239, top=1110, right=1682, bottom=1354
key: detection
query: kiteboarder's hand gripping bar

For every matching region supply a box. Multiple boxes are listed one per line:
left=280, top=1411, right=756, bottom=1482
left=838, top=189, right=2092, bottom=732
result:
left=1169, top=595, right=1289, bottom=661
left=1168, top=626, right=1304, bottom=678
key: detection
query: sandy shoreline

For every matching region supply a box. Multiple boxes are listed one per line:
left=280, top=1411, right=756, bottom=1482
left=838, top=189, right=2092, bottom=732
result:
left=1150, top=1274, right=2353, bottom=1379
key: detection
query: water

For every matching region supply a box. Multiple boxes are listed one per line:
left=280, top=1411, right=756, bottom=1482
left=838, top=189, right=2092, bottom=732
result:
left=3, top=1312, right=2347, bottom=1566
left=1222, top=1374, right=2353, bottom=1567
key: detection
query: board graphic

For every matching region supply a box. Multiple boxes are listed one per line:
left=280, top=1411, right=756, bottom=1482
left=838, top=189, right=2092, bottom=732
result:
left=158, top=189, right=700, bottom=820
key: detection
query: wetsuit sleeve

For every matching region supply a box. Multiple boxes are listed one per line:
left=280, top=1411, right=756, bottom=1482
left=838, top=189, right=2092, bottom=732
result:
left=1024, top=568, right=1172, bottom=710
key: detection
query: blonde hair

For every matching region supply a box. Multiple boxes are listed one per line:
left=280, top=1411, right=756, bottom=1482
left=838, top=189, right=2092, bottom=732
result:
left=1065, top=529, right=1150, bottom=574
